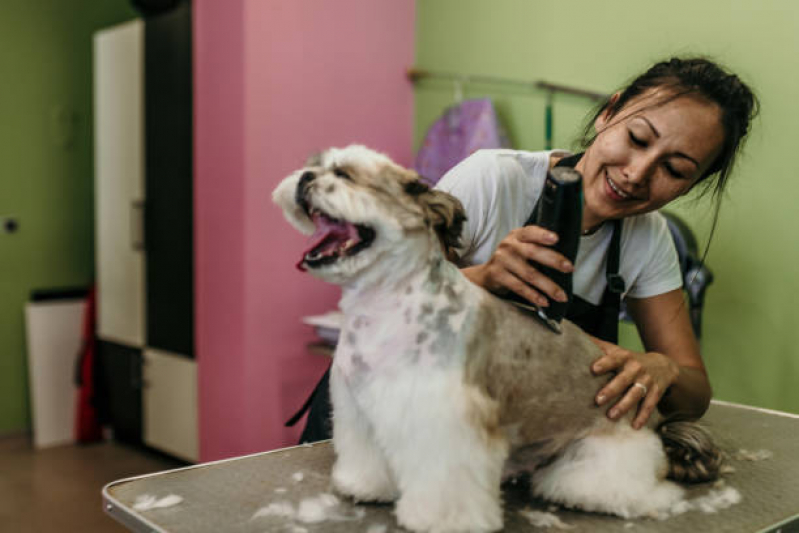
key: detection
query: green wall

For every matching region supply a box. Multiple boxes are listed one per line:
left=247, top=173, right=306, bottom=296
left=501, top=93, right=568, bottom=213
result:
left=415, top=1, right=799, bottom=413
left=0, top=1, right=137, bottom=434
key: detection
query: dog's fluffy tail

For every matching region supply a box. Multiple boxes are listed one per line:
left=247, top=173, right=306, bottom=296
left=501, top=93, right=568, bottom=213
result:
left=657, top=420, right=724, bottom=483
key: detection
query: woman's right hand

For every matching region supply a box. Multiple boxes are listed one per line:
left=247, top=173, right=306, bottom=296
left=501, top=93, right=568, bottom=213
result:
left=462, top=226, right=574, bottom=308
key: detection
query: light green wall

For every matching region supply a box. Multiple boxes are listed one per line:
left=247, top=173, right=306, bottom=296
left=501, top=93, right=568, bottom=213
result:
left=0, top=1, right=137, bottom=434
left=415, top=1, right=799, bottom=413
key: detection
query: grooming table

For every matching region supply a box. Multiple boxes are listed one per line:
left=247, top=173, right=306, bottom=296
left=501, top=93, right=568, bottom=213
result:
left=103, top=401, right=799, bottom=532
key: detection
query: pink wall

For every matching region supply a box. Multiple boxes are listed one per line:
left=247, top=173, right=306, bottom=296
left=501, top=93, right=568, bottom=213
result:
left=195, top=0, right=415, bottom=461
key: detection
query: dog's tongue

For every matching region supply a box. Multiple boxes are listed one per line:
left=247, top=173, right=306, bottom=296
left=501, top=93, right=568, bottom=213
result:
left=296, top=213, right=359, bottom=271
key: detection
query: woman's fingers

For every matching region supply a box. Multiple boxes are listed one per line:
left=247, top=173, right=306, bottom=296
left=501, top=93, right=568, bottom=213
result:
left=595, top=359, right=641, bottom=405
left=591, top=342, right=630, bottom=375
left=514, top=226, right=575, bottom=273
left=605, top=376, right=654, bottom=421
left=633, top=383, right=661, bottom=429
left=516, top=225, right=559, bottom=246
left=594, top=353, right=666, bottom=425
left=489, top=265, right=549, bottom=308
left=517, top=242, right=575, bottom=274
left=590, top=344, right=678, bottom=428
left=486, top=243, right=570, bottom=305
left=504, top=259, right=568, bottom=304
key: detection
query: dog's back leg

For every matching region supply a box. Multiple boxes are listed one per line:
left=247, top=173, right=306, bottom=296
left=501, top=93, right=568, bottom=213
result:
left=330, top=365, right=399, bottom=503
left=531, top=422, right=684, bottom=518
left=371, top=373, right=508, bottom=533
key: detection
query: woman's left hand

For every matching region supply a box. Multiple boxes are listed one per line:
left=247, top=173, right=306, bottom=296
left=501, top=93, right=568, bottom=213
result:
left=590, top=337, right=680, bottom=429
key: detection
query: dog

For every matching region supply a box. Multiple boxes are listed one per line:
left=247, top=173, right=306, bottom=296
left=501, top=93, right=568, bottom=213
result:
left=272, top=145, right=721, bottom=532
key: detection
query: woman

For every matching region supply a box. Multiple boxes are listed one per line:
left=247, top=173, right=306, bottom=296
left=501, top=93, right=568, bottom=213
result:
left=436, top=57, right=757, bottom=430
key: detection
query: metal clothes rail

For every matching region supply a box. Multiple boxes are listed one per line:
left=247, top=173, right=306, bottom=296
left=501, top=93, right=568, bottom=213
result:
left=407, top=67, right=608, bottom=101
left=407, top=67, right=609, bottom=149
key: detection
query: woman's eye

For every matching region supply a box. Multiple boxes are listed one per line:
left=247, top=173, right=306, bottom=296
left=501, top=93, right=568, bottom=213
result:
left=628, top=131, right=646, bottom=147
left=664, top=163, right=685, bottom=179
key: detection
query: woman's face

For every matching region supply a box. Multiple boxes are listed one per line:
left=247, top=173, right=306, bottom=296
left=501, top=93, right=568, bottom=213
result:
left=577, top=89, right=725, bottom=229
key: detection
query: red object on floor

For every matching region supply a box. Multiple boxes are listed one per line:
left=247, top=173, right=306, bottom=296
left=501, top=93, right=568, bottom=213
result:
left=75, top=286, right=103, bottom=443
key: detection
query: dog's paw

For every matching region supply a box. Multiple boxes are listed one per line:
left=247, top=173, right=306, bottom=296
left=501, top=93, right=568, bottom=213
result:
left=331, top=462, right=399, bottom=503
left=395, top=492, right=503, bottom=533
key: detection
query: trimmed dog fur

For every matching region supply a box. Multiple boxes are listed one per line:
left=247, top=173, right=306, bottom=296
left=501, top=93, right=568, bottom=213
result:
left=272, top=145, right=721, bottom=532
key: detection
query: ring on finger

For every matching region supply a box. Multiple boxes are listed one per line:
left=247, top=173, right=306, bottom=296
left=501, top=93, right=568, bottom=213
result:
left=632, top=382, right=648, bottom=396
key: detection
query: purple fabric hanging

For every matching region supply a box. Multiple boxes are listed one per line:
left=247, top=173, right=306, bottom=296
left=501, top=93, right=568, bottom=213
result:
left=415, top=98, right=511, bottom=185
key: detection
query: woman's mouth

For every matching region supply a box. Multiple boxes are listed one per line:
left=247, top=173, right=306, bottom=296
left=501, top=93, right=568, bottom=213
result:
left=605, top=171, right=634, bottom=201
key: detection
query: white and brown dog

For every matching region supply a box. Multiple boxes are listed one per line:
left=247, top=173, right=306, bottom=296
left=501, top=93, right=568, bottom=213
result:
left=272, top=145, right=720, bottom=532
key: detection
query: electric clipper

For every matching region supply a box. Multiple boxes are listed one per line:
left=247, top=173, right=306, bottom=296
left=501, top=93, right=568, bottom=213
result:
left=505, top=167, right=583, bottom=333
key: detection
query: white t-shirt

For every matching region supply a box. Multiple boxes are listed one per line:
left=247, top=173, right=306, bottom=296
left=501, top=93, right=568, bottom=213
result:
left=435, top=149, right=683, bottom=305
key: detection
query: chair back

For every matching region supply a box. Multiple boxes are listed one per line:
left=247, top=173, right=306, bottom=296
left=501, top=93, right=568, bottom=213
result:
left=619, top=212, right=713, bottom=339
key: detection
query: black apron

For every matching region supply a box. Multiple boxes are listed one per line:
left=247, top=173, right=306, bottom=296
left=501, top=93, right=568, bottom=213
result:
left=288, top=152, right=626, bottom=443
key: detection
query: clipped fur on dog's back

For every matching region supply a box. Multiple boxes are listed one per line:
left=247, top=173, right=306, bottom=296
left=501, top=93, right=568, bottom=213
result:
left=463, top=293, right=613, bottom=464
left=460, top=274, right=725, bottom=486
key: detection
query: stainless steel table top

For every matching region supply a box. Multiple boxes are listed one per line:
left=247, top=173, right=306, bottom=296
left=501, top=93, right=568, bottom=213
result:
left=103, top=400, right=799, bottom=532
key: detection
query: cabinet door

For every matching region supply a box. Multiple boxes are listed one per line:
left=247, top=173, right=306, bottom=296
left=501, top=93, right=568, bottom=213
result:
left=96, top=340, right=143, bottom=445
left=93, top=19, right=145, bottom=346
left=143, top=349, right=198, bottom=462
left=144, top=2, right=194, bottom=356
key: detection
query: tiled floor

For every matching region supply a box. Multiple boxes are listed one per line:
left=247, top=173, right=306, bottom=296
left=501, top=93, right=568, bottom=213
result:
left=0, top=434, right=185, bottom=532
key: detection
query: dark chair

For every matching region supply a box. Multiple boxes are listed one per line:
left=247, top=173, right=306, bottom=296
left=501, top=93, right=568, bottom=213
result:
left=619, top=211, right=713, bottom=339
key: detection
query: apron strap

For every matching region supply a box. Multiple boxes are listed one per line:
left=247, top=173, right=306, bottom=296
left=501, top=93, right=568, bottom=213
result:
left=597, top=219, right=625, bottom=343
left=285, top=367, right=330, bottom=428
left=567, top=221, right=624, bottom=343
left=606, top=219, right=626, bottom=295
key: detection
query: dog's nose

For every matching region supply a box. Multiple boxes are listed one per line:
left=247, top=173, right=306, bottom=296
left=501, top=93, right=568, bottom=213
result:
left=299, top=171, right=316, bottom=186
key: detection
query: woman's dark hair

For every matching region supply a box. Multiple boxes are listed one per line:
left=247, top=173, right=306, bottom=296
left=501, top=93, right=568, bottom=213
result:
left=580, top=57, right=759, bottom=254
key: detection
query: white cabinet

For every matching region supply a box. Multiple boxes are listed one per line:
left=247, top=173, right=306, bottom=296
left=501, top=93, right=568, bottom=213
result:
left=143, top=349, right=199, bottom=462
left=93, top=13, right=197, bottom=462
left=93, top=19, right=145, bottom=347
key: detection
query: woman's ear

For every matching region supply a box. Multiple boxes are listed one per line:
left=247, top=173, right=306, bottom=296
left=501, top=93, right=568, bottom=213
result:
left=594, top=92, right=622, bottom=131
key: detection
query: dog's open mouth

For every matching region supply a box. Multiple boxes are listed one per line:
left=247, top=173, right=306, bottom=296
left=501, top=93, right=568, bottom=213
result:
left=299, top=210, right=376, bottom=269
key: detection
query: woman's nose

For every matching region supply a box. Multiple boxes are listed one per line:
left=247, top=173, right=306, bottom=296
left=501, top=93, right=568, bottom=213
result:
left=624, top=155, right=656, bottom=186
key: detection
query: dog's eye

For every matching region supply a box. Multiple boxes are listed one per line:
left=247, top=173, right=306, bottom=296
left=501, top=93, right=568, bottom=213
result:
left=333, top=167, right=352, bottom=181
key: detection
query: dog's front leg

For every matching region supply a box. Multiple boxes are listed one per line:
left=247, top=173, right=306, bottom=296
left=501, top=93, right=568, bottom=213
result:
left=375, top=374, right=508, bottom=533
left=330, top=364, right=399, bottom=503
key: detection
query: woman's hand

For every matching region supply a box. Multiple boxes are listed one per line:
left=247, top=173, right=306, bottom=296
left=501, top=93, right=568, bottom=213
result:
left=462, top=226, right=574, bottom=307
left=590, top=337, right=680, bottom=429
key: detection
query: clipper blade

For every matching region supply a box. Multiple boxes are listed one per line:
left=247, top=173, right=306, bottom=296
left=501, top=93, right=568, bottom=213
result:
left=508, top=301, right=562, bottom=334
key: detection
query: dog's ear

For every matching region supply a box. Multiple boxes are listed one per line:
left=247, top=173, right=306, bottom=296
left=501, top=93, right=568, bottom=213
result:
left=403, top=179, right=430, bottom=196
left=404, top=177, right=466, bottom=254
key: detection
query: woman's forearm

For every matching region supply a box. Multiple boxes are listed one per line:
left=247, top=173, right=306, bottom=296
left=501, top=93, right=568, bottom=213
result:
left=658, top=365, right=712, bottom=420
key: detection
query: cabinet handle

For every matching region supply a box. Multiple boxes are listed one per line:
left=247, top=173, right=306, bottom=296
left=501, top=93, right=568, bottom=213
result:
left=131, top=199, right=144, bottom=251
